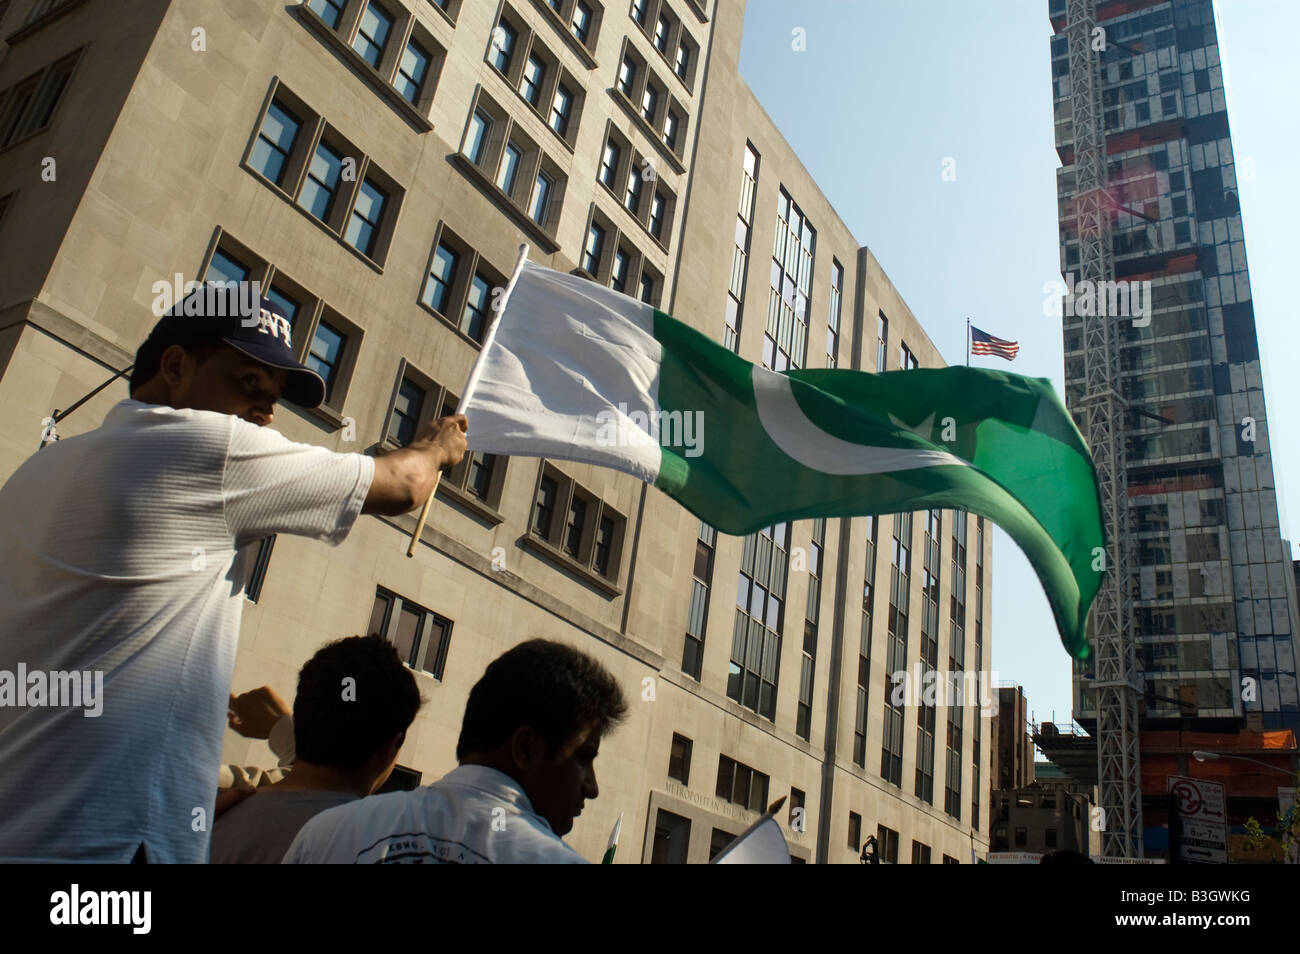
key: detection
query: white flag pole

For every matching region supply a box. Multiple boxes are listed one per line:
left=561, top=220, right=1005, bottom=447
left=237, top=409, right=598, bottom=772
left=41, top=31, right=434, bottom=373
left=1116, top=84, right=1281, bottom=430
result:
left=406, top=243, right=530, bottom=557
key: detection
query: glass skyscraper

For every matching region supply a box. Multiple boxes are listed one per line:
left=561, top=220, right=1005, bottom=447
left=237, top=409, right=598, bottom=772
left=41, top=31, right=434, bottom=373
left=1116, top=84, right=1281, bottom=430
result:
left=1050, top=0, right=1300, bottom=734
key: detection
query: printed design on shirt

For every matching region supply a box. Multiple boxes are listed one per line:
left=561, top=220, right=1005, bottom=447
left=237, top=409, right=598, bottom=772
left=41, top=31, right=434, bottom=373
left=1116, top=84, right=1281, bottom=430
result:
left=356, top=831, right=492, bottom=864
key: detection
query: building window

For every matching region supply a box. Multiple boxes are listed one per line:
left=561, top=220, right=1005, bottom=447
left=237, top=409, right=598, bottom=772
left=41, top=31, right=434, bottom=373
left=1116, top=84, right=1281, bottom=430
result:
left=848, top=812, right=861, bottom=851
left=631, top=0, right=648, bottom=26
left=490, top=19, right=517, bottom=73
left=899, top=341, right=918, bottom=369
left=911, top=841, right=931, bottom=865
left=571, top=0, right=593, bottom=43
left=298, top=140, right=344, bottom=223
left=649, top=190, right=666, bottom=239
left=1014, top=827, right=1027, bottom=848
left=876, top=312, right=888, bottom=372
left=344, top=178, right=387, bottom=257
left=663, top=108, right=679, bottom=151
left=789, top=788, right=805, bottom=832
left=496, top=141, right=523, bottom=196
left=599, top=138, right=622, bottom=187
left=424, top=242, right=458, bottom=314
left=765, top=188, right=815, bottom=371
left=307, top=319, right=346, bottom=403
left=651, top=810, right=691, bottom=864
left=876, top=825, right=899, bottom=864
left=307, top=0, right=345, bottom=28
left=638, top=270, right=656, bottom=305
left=797, top=518, right=825, bottom=740
left=881, top=512, right=912, bottom=787
left=616, top=55, right=636, bottom=95
left=352, top=2, right=394, bottom=69
left=914, top=509, right=940, bottom=806
left=682, top=522, right=715, bottom=679
left=529, top=171, right=553, bottom=225
left=675, top=40, right=690, bottom=79
left=715, top=755, right=769, bottom=812
left=943, top=854, right=960, bottom=865
left=562, top=494, right=587, bottom=557
left=533, top=474, right=558, bottom=537
left=624, top=167, right=643, bottom=213
left=854, top=515, right=878, bottom=767
left=611, top=246, right=631, bottom=293
left=368, top=586, right=453, bottom=678
left=1046, top=828, right=1058, bottom=849
left=639, top=82, right=658, bottom=124
left=464, top=108, right=492, bottom=164
left=244, top=535, right=277, bottom=603
left=462, top=272, right=493, bottom=342
left=582, top=222, right=605, bottom=275
left=206, top=248, right=252, bottom=284
left=668, top=733, right=692, bottom=785
left=549, top=82, right=573, bottom=136
left=653, top=14, right=670, bottom=52
left=729, top=522, right=788, bottom=721
left=250, top=101, right=301, bottom=186
left=386, top=376, right=426, bottom=446
left=528, top=465, right=626, bottom=582
left=519, top=53, right=545, bottom=107
left=709, top=828, right=735, bottom=861
left=0, top=49, right=80, bottom=148
left=827, top=259, right=843, bottom=367
left=396, top=37, right=432, bottom=103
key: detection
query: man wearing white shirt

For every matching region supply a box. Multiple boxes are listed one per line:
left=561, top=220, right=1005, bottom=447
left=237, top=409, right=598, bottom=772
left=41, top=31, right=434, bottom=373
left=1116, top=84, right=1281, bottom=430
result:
left=284, top=639, right=627, bottom=864
left=0, top=285, right=466, bottom=863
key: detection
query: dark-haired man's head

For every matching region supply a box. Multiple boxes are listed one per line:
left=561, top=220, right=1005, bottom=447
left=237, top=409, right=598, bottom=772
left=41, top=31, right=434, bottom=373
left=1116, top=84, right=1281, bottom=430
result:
left=456, top=639, right=628, bottom=836
left=292, top=634, right=422, bottom=795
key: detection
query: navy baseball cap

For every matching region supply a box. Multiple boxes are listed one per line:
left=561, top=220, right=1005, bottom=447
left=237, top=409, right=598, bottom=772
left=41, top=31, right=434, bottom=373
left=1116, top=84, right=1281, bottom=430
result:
left=146, top=282, right=327, bottom=409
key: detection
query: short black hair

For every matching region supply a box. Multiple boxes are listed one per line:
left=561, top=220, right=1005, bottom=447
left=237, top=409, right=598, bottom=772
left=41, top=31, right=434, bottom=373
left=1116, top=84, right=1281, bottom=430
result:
left=456, top=639, right=628, bottom=762
left=128, top=333, right=224, bottom=394
left=293, top=634, right=422, bottom=770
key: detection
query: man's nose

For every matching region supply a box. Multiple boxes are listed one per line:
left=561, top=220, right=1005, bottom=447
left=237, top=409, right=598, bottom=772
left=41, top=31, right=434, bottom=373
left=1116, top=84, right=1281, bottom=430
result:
left=583, top=769, right=599, bottom=800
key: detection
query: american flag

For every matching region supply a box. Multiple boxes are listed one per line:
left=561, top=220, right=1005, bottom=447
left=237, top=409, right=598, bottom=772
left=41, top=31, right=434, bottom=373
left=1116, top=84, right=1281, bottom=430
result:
left=970, top=326, right=1019, bottom=361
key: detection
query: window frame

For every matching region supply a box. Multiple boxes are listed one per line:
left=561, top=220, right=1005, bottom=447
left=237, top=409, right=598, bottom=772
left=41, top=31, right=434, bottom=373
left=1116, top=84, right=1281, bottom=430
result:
left=524, top=461, right=627, bottom=589
left=369, top=585, right=454, bottom=679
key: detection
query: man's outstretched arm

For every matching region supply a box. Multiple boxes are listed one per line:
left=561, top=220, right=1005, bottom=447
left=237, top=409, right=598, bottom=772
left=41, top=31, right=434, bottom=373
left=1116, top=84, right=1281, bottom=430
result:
left=363, top=414, right=468, bottom=516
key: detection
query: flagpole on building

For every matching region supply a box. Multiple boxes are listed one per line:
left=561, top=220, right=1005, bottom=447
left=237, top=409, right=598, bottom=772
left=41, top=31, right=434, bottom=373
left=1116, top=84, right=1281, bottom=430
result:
left=966, top=318, right=971, bottom=367
left=407, top=243, right=531, bottom=557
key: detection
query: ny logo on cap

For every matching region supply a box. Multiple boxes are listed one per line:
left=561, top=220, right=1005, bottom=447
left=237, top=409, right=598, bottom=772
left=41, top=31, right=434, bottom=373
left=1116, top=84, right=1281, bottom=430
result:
left=255, top=307, right=293, bottom=347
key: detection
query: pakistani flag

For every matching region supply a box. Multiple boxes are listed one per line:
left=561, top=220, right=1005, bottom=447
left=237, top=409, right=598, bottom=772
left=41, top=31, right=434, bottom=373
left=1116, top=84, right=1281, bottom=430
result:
left=463, top=263, right=1103, bottom=658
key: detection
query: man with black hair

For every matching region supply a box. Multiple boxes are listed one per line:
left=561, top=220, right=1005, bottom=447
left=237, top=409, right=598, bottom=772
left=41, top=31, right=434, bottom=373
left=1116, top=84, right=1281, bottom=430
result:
left=284, top=638, right=628, bottom=863
left=211, top=635, right=421, bottom=863
left=0, top=284, right=467, bottom=863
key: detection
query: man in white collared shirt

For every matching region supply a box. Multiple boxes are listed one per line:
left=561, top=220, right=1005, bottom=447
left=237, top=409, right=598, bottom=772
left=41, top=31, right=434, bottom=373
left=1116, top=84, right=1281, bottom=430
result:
left=284, top=639, right=627, bottom=864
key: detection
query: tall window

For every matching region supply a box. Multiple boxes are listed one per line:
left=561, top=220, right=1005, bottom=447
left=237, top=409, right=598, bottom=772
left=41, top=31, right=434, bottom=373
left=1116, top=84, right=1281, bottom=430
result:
left=914, top=509, right=940, bottom=805
left=683, top=522, right=716, bottom=680
left=581, top=222, right=605, bottom=274
left=464, top=108, right=492, bottom=164
left=764, top=188, right=815, bottom=371
left=396, top=38, right=431, bottom=103
left=250, top=101, right=300, bottom=185
left=345, top=178, right=387, bottom=257
left=490, top=20, right=517, bottom=73
left=651, top=810, right=691, bottom=864
left=640, top=83, right=658, bottom=124
left=725, top=144, right=759, bottom=352
left=298, top=141, right=344, bottom=222
left=675, top=41, right=690, bottom=79
left=616, top=55, right=635, bottom=95
left=533, top=475, right=559, bottom=537
left=519, top=53, right=545, bottom=107
left=387, top=377, right=425, bottom=446
left=876, top=312, right=888, bottom=372
left=881, top=513, right=911, bottom=786
left=624, top=167, right=643, bottom=212
left=599, top=139, right=621, bottom=187
left=649, top=190, right=666, bottom=239
left=529, top=172, right=552, bottom=225
left=668, top=733, right=692, bottom=785
left=663, top=109, right=679, bottom=150
left=729, top=523, right=789, bottom=721
left=827, top=260, right=843, bottom=368
left=854, top=515, right=878, bottom=767
left=549, top=83, right=573, bottom=136
left=496, top=141, right=522, bottom=195
left=946, top=513, right=968, bottom=820
left=462, top=273, right=492, bottom=341
left=653, top=14, right=670, bottom=52
left=797, top=518, right=826, bottom=740
left=307, top=320, right=346, bottom=403
left=900, top=341, right=918, bottom=370
left=570, top=0, right=592, bottom=43
left=308, top=0, right=344, bottom=28
left=352, top=2, right=394, bottom=68
left=611, top=247, right=630, bottom=293
left=848, top=812, right=862, bottom=851
left=424, top=242, right=457, bottom=314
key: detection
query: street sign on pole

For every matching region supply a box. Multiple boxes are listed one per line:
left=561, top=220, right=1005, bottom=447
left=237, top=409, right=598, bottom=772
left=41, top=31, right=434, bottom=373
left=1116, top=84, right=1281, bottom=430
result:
left=1168, top=776, right=1226, bottom=863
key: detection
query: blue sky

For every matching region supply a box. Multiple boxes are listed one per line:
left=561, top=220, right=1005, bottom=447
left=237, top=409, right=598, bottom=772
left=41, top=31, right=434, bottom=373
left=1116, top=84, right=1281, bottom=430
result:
left=737, top=0, right=1300, bottom=733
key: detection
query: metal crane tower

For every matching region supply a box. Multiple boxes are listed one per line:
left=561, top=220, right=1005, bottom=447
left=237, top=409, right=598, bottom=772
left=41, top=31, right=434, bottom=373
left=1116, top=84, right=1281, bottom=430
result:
left=1064, top=0, right=1144, bottom=857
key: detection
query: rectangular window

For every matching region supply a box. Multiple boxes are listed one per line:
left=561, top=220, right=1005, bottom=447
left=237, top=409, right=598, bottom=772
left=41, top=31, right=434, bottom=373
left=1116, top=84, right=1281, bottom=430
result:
left=571, top=1, right=593, bottom=43
left=640, top=83, right=658, bottom=124
left=651, top=810, right=691, bottom=864
left=368, top=586, right=453, bottom=678
left=464, top=108, right=492, bottom=165
left=911, top=841, right=931, bottom=865
left=611, top=247, right=631, bottom=293
left=344, top=178, right=387, bottom=257
left=617, top=55, right=636, bottom=95
left=600, top=139, right=621, bottom=187
left=263, top=283, right=301, bottom=330
left=675, top=41, right=690, bottom=79
left=663, top=109, right=679, bottom=151
left=353, top=2, right=394, bottom=69
left=308, top=0, right=345, bottom=28
left=876, top=313, right=888, bottom=371
left=496, top=141, right=522, bottom=196
left=649, top=191, right=666, bottom=239
left=563, top=495, right=587, bottom=557
left=533, top=475, right=559, bottom=537
left=654, top=15, right=670, bottom=52
left=520, top=53, right=545, bottom=107
left=632, top=0, right=648, bottom=26
left=298, top=141, right=344, bottom=222
left=461, top=272, right=492, bottom=342
left=876, top=825, right=899, bottom=864
left=490, top=20, right=517, bottom=73
left=715, top=755, right=769, bottom=812
left=396, top=38, right=431, bottom=103
left=728, top=523, right=788, bottom=721
left=250, top=101, right=301, bottom=186
left=582, top=222, right=605, bottom=274
left=593, top=515, right=615, bottom=575
left=848, top=812, right=861, bottom=851
left=639, top=271, right=655, bottom=305
left=387, top=376, right=425, bottom=446
left=549, top=83, right=573, bottom=136
left=529, top=171, right=552, bottom=225
left=206, top=248, right=251, bottom=284
left=682, top=521, right=715, bottom=679
left=307, top=320, right=346, bottom=403
left=424, top=242, right=458, bottom=314
left=668, top=733, right=692, bottom=784
left=624, top=168, right=643, bottom=213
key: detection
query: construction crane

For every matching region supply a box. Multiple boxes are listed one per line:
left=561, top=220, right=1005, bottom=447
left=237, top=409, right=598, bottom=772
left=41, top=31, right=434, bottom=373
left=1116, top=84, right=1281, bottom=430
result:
left=1063, top=0, right=1144, bottom=857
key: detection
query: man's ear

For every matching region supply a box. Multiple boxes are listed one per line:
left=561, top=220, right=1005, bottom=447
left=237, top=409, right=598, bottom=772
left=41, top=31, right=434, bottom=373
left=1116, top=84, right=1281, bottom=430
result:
left=509, top=725, right=546, bottom=771
left=158, top=344, right=191, bottom=392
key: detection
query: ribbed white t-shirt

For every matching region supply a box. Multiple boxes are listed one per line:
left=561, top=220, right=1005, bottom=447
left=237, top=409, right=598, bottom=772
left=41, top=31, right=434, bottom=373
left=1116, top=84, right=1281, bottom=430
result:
left=0, top=399, right=375, bottom=863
